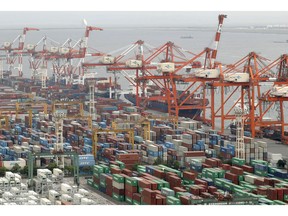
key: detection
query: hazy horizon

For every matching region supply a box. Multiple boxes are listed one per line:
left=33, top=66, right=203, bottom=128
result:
left=0, top=11, right=288, bottom=28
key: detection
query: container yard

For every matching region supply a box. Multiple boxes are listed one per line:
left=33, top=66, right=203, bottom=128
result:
left=1, top=12, right=288, bottom=206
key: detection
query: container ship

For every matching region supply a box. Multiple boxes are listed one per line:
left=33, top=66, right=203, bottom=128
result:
left=124, top=85, right=209, bottom=119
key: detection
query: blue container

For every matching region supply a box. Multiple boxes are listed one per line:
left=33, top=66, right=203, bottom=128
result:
left=146, top=166, right=155, bottom=175
left=220, top=147, right=228, bottom=153
left=201, top=177, right=214, bottom=186
left=197, top=140, right=205, bottom=146
left=244, top=131, right=251, bottom=137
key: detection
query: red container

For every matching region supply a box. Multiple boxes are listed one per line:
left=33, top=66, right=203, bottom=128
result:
left=205, top=158, right=218, bottom=167
left=183, top=171, right=196, bottom=181
left=241, top=165, right=254, bottom=173
left=138, top=179, right=152, bottom=189
left=230, top=166, right=244, bottom=175
left=141, top=188, right=156, bottom=198
left=125, top=184, right=138, bottom=193
left=154, top=169, right=165, bottom=179
left=225, top=172, right=238, bottom=185
left=125, top=190, right=133, bottom=199
left=179, top=195, right=190, bottom=205
left=133, top=193, right=142, bottom=203
left=267, top=188, right=278, bottom=200
left=113, top=187, right=125, bottom=195
left=254, top=178, right=265, bottom=186
left=195, top=179, right=208, bottom=188
left=221, top=164, right=231, bottom=171
left=202, top=163, right=212, bottom=169
left=208, top=186, right=218, bottom=194
left=277, top=188, right=284, bottom=201
left=173, top=187, right=187, bottom=193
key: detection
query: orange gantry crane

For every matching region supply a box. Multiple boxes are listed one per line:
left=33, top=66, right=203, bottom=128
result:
left=134, top=14, right=227, bottom=125
left=257, top=54, right=288, bottom=143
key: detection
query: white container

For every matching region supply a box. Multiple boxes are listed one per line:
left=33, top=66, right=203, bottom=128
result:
left=48, top=190, right=60, bottom=201
left=112, top=181, right=124, bottom=189
left=224, top=73, right=250, bottom=82
left=37, top=173, right=47, bottom=181
left=100, top=56, right=115, bottom=64
left=50, top=47, right=59, bottom=53
left=78, top=189, right=89, bottom=197
left=60, top=183, right=72, bottom=194
left=3, top=192, right=14, bottom=201
left=3, top=42, right=11, bottom=48
left=80, top=198, right=95, bottom=205
left=26, top=200, right=38, bottom=205
left=60, top=194, right=73, bottom=203
left=53, top=168, right=64, bottom=177
left=157, top=62, right=175, bottom=73
left=10, top=187, right=20, bottom=196
left=40, top=198, right=52, bottom=205
left=194, top=69, right=220, bottom=78
left=73, top=193, right=84, bottom=205
left=2, top=160, right=26, bottom=169
left=126, top=60, right=142, bottom=68
left=26, top=44, right=35, bottom=50
left=59, top=47, right=69, bottom=54
left=5, top=172, right=15, bottom=181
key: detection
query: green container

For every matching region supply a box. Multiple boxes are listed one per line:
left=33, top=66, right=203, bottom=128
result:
left=125, top=196, right=133, bottom=204
left=113, top=174, right=125, bottom=183
left=232, top=185, right=245, bottom=192
left=115, top=160, right=125, bottom=169
left=99, top=164, right=110, bottom=173
left=133, top=200, right=141, bottom=205
left=157, top=165, right=181, bottom=177
left=284, top=194, right=288, bottom=201
left=100, top=180, right=106, bottom=187
left=243, top=184, right=257, bottom=192
left=151, top=179, right=163, bottom=190
left=93, top=165, right=104, bottom=173
left=138, top=187, right=143, bottom=193
left=176, top=192, right=188, bottom=199
left=183, top=180, right=194, bottom=185
left=93, top=183, right=99, bottom=190
left=215, top=179, right=224, bottom=188
left=87, top=179, right=94, bottom=187
left=160, top=180, right=170, bottom=188
left=251, top=160, right=268, bottom=166
left=198, top=173, right=202, bottom=179
left=255, top=170, right=268, bottom=177
left=273, top=200, right=286, bottom=205
left=93, top=173, right=100, bottom=178
left=112, top=193, right=125, bottom=202
left=223, top=182, right=232, bottom=191
left=238, top=175, right=244, bottom=182
left=232, top=157, right=245, bottom=166
left=167, top=196, right=181, bottom=205
left=125, top=177, right=138, bottom=186
left=234, top=189, right=248, bottom=197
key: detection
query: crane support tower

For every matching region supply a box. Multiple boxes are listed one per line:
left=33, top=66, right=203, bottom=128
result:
left=53, top=112, right=66, bottom=168
left=87, top=79, right=96, bottom=120
left=235, top=107, right=245, bottom=159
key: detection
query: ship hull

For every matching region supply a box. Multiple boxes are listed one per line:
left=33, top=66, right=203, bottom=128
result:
left=124, top=93, right=206, bottom=119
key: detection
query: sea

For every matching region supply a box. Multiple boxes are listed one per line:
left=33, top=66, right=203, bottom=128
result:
left=1, top=25, right=288, bottom=128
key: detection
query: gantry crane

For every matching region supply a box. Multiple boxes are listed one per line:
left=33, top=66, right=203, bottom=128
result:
left=112, top=117, right=151, bottom=140
left=0, top=27, right=39, bottom=77
left=0, top=115, right=10, bottom=129
left=50, top=24, right=102, bottom=85
left=52, top=101, right=84, bottom=116
left=15, top=101, right=48, bottom=128
left=92, top=128, right=134, bottom=160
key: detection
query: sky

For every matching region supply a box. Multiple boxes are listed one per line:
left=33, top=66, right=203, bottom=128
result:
left=1, top=0, right=288, bottom=28
left=0, top=11, right=288, bottom=28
